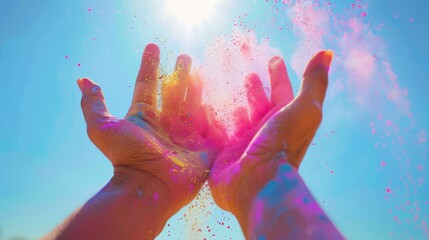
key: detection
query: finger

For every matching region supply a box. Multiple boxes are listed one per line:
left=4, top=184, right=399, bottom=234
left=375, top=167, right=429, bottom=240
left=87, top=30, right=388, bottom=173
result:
left=161, top=54, right=192, bottom=112
left=130, top=43, right=160, bottom=110
left=175, top=54, right=192, bottom=87
left=184, top=74, right=203, bottom=110
left=77, top=78, right=111, bottom=127
left=203, top=105, right=228, bottom=152
left=245, top=73, right=271, bottom=125
left=268, top=56, right=294, bottom=106
left=299, top=50, right=333, bottom=106
left=233, top=107, right=251, bottom=137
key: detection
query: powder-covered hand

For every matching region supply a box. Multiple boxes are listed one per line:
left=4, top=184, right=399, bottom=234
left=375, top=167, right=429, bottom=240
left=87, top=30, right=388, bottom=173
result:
left=78, top=43, right=226, bottom=216
left=209, top=51, right=341, bottom=239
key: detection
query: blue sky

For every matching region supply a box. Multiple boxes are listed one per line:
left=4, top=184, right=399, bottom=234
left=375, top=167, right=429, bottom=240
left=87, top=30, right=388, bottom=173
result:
left=0, top=0, right=428, bottom=239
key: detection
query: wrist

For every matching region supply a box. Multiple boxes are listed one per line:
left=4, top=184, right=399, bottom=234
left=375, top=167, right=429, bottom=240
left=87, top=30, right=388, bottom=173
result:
left=234, top=163, right=342, bottom=239
left=50, top=167, right=177, bottom=240
left=230, top=159, right=286, bottom=224
left=229, top=155, right=299, bottom=237
left=111, top=167, right=176, bottom=234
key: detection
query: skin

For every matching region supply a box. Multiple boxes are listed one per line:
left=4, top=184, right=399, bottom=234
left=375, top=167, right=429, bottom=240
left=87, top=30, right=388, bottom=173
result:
left=44, top=43, right=226, bottom=240
left=209, top=51, right=345, bottom=239
left=45, top=43, right=343, bottom=239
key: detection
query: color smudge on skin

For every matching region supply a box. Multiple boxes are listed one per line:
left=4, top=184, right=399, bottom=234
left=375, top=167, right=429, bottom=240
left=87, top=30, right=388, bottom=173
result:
left=170, top=155, right=185, bottom=168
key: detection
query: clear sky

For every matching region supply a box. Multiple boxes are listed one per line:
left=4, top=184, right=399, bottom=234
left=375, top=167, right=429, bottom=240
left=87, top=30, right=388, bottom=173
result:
left=0, top=0, right=428, bottom=239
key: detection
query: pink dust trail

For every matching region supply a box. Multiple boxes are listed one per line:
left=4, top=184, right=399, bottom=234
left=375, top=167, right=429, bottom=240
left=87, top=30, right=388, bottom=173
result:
left=197, top=29, right=280, bottom=134
left=197, top=0, right=413, bottom=135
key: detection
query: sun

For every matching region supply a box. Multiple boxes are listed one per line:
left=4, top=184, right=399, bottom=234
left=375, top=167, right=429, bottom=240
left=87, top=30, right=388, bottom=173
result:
left=165, top=0, right=219, bottom=28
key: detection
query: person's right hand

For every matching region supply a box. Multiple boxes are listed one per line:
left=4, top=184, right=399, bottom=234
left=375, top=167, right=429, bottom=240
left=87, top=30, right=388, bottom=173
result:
left=209, top=51, right=333, bottom=222
left=78, top=43, right=226, bottom=230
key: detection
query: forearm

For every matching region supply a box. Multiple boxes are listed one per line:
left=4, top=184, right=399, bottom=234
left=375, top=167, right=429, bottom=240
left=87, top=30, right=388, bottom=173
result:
left=43, top=167, right=173, bottom=240
left=235, top=163, right=344, bottom=240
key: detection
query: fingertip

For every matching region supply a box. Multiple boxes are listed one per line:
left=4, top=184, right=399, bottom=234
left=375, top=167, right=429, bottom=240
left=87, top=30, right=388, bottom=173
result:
left=175, top=54, right=192, bottom=72
left=142, top=43, right=161, bottom=66
left=269, top=56, right=282, bottom=64
left=300, top=51, right=332, bottom=105
left=77, top=78, right=84, bottom=91
left=268, top=56, right=285, bottom=70
left=245, top=73, right=262, bottom=87
left=268, top=55, right=293, bottom=106
left=77, top=77, right=92, bottom=91
left=144, top=43, right=160, bottom=55
left=178, top=54, right=192, bottom=66
left=322, top=50, right=334, bottom=69
left=304, top=50, right=334, bottom=77
left=317, top=50, right=334, bottom=70
left=268, top=56, right=289, bottom=85
left=77, top=77, right=102, bottom=96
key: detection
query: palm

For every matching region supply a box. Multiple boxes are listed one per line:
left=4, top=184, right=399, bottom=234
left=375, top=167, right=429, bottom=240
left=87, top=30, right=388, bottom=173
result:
left=78, top=44, right=226, bottom=212
left=209, top=51, right=333, bottom=213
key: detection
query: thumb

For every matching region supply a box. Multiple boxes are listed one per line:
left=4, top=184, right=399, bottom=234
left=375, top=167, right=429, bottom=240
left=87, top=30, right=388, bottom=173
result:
left=300, top=50, right=333, bottom=106
left=77, top=78, right=111, bottom=128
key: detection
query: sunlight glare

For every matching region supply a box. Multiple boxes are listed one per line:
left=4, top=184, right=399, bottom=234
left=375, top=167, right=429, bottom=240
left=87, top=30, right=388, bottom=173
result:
left=166, top=0, right=219, bottom=27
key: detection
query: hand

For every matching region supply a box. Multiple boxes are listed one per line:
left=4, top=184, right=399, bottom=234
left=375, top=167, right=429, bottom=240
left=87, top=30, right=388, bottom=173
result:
left=209, top=51, right=333, bottom=220
left=78, top=43, right=226, bottom=217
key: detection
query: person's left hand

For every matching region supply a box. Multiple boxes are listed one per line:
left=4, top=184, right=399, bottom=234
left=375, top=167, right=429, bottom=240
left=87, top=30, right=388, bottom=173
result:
left=208, top=51, right=333, bottom=221
left=78, top=43, right=226, bottom=218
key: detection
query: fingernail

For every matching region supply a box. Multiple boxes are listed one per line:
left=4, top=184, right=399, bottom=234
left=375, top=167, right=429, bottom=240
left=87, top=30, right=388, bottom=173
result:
left=303, top=50, right=334, bottom=78
left=321, top=50, right=334, bottom=70
left=77, top=78, right=97, bottom=94
left=268, top=56, right=283, bottom=69
left=77, top=78, right=84, bottom=91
